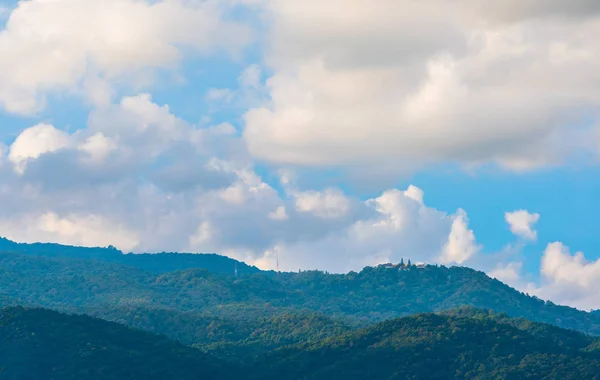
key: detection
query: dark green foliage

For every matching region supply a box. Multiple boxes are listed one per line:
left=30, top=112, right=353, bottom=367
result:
left=2, top=306, right=600, bottom=379
left=249, top=311, right=600, bottom=380
left=0, top=307, right=233, bottom=380
left=83, top=305, right=351, bottom=360
left=0, top=237, right=261, bottom=275
left=3, top=249, right=600, bottom=350
left=2, top=236, right=600, bottom=379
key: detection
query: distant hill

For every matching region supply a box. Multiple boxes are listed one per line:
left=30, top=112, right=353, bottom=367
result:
left=2, top=249, right=600, bottom=347
left=250, top=309, right=600, bottom=379
left=0, top=237, right=262, bottom=275
left=0, top=307, right=232, bottom=380
left=3, top=306, right=600, bottom=379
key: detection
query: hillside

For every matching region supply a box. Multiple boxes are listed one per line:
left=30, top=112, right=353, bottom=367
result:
left=2, top=306, right=600, bottom=379
left=250, top=310, right=600, bottom=379
left=0, top=307, right=232, bottom=380
left=0, top=237, right=261, bottom=275
left=2, top=248, right=600, bottom=349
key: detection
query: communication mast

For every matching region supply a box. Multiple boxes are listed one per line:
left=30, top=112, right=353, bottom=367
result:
left=274, top=246, right=281, bottom=279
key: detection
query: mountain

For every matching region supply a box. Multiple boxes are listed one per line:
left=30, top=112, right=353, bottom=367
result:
left=0, top=237, right=262, bottom=275
left=84, top=306, right=352, bottom=360
left=2, top=248, right=600, bottom=349
left=250, top=308, right=600, bottom=380
left=2, top=238, right=600, bottom=378
left=0, top=307, right=233, bottom=380
left=3, top=306, right=600, bottom=379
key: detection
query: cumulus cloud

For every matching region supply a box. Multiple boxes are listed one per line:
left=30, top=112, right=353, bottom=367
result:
left=0, top=0, right=253, bottom=114
left=440, top=209, right=480, bottom=264
left=404, top=185, right=425, bottom=204
left=268, top=206, right=288, bottom=221
left=0, top=113, right=478, bottom=273
left=243, top=0, right=600, bottom=173
left=0, top=212, right=139, bottom=252
left=253, top=187, right=478, bottom=273
left=8, top=123, right=72, bottom=174
left=505, top=210, right=540, bottom=240
left=2, top=0, right=598, bottom=311
left=489, top=261, right=525, bottom=289
left=78, top=133, right=117, bottom=163
left=533, top=242, right=600, bottom=310
left=294, top=188, right=351, bottom=219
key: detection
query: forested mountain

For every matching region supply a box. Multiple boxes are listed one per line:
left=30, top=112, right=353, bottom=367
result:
left=250, top=308, right=600, bottom=379
left=2, top=237, right=600, bottom=378
left=0, top=307, right=232, bottom=380
left=1, top=244, right=600, bottom=352
left=0, top=248, right=600, bottom=335
left=2, top=306, right=600, bottom=379
left=0, top=237, right=261, bottom=275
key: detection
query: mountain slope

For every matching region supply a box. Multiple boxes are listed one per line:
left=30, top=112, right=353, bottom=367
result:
left=4, top=306, right=600, bottom=379
left=251, top=311, right=600, bottom=379
left=2, top=247, right=600, bottom=343
left=0, top=237, right=261, bottom=275
left=0, top=307, right=232, bottom=380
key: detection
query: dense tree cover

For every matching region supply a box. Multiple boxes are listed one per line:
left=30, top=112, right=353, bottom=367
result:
left=2, top=236, right=600, bottom=378
left=0, top=307, right=233, bottom=380
left=2, top=249, right=600, bottom=338
left=249, top=309, right=600, bottom=379
left=83, top=305, right=351, bottom=359
left=0, top=237, right=261, bottom=275
left=2, top=306, right=600, bottom=379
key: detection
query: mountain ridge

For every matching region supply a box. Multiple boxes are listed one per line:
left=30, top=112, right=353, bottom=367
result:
left=0, top=236, right=262, bottom=275
left=2, top=244, right=600, bottom=340
left=0, top=306, right=233, bottom=380
left=3, top=305, right=600, bottom=379
left=249, top=308, right=600, bottom=379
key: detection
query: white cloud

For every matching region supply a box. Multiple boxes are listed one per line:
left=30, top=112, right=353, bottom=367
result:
left=243, top=0, right=600, bottom=173
left=189, top=221, right=214, bottom=249
left=78, top=132, right=117, bottom=163
left=404, top=185, right=424, bottom=204
left=205, top=65, right=268, bottom=113
left=0, top=212, right=140, bottom=252
left=218, top=169, right=272, bottom=205
left=440, top=209, right=480, bottom=264
left=0, top=0, right=253, bottom=114
left=533, top=242, right=600, bottom=310
left=489, top=261, right=524, bottom=289
left=294, top=188, right=350, bottom=218
left=541, top=242, right=592, bottom=286
left=505, top=210, right=540, bottom=240
left=8, top=123, right=72, bottom=174
left=0, top=123, right=476, bottom=273
left=268, top=206, right=288, bottom=221
left=243, top=186, right=478, bottom=273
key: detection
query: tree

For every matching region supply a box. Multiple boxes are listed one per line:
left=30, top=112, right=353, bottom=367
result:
left=400, top=258, right=405, bottom=266
left=407, top=259, right=412, bottom=267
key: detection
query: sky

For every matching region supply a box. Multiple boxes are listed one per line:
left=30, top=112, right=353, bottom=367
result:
left=0, top=0, right=600, bottom=310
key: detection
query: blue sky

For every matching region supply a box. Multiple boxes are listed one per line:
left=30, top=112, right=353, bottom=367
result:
left=1, top=0, right=600, bottom=310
